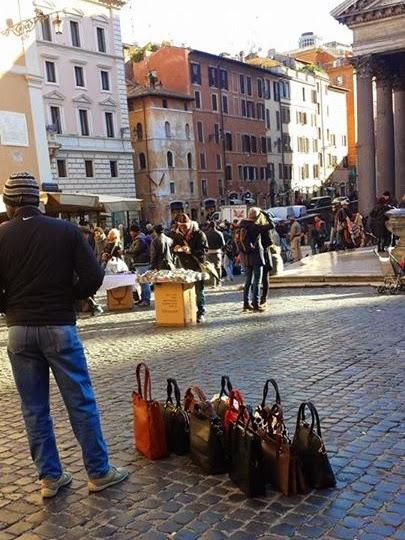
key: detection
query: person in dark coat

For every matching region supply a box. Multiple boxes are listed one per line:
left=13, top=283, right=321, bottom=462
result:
left=205, top=221, right=225, bottom=287
left=173, top=214, right=208, bottom=323
left=150, top=224, right=174, bottom=270
left=370, top=198, right=392, bottom=252
left=238, top=207, right=273, bottom=312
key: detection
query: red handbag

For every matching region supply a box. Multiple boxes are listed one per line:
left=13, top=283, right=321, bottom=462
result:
left=132, top=362, right=168, bottom=460
left=223, top=389, right=248, bottom=431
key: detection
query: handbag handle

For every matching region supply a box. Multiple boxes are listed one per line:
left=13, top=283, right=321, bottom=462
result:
left=184, top=385, right=209, bottom=412
left=228, top=389, right=244, bottom=412
left=166, top=378, right=182, bottom=408
left=219, top=375, right=233, bottom=398
left=296, top=401, right=316, bottom=435
left=136, top=362, right=152, bottom=401
left=306, top=401, right=322, bottom=438
left=261, top=378, right=281, bottom=408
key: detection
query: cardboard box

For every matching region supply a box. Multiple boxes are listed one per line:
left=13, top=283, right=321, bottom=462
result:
left=154, top=282, right=196, bottom=327
left=107, top=286, right=134, bottom=311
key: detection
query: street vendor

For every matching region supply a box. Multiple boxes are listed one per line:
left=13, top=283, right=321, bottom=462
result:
left=173, top=214, right=208, bottom=323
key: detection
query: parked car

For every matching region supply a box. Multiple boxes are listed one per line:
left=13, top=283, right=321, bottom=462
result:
left=266, top=206, right=295, bottom=220
left=308, top=196, right=332, bottom=211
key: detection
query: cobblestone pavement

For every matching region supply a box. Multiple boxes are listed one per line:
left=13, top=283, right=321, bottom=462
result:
left=0, top=286, right=404, bottom=540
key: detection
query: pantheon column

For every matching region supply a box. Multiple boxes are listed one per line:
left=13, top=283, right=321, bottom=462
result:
left=393, top=72, right=405, bottom=202
left=374, top=60, right=395, bottom=197
left=352, top=55, right=376, bottom=214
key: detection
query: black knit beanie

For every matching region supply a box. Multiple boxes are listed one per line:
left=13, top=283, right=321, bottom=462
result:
left=3, top=172, right=40, bottom=208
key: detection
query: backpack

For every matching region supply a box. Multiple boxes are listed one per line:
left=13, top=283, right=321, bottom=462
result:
left=234, top=224, right=255, bottom=254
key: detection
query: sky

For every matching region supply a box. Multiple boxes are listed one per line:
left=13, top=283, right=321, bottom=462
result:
left=120, top=0, right=353, bottom=55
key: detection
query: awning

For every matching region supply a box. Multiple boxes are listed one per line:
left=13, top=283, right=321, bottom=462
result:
left=96, top=194, right=142, bottom=213
left=43, top=192, right=99, bottom=212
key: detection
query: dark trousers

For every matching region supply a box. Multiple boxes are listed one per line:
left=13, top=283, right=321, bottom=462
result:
left=261, top=266, right=270, bottom=303
left=195, top=280, right=205, bottom=317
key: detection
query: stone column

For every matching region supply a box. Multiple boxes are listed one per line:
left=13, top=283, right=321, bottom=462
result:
left=393, top=73, right=405, bottom=202
left=374, top=60, right=395, bottom=197
left=352, top=55, right=376, bottom=215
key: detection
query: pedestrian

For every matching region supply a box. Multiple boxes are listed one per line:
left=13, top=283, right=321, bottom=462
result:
left=257, top=211, right=274, bottom=309
left=399, top=194, right=405, bottom=209
left=102, top=228, right=122, bottom=261
left=205, top=221, right=225, bottom=288
left=313, top=215, right=327, bottom=253
left=150, top=224, right=174, bottom=270
left=79, top=224, right=104, bottom=316
left=236, top=207, right=273, bottom=312
left=0, top=172, right=127, bottom=498
left=94, top=227, right=107, bottom=263
left=289, top=216, right=302, bottom=262
left=126, top=224, right=151, bottom=306
left=370, top=198, right=391, bottom=252
left=336, top=200, right=353, bottom=250
left=173, top=214, right=208, bottom=323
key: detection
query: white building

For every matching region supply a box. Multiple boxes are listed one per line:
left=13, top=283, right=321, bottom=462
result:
left=34, top=0, right=135, bottom=196
left=258, top=60, right=348, bottom=204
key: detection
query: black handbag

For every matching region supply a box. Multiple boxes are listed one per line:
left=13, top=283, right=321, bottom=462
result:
left=159, top=378, right=190, bottom=456
left=212, top=375, right=233, bottom=420
left=229, top=407, right=266, bottom=498
left=184, top=385, right=227, bottom=474
left=293, top=401, right=336, bottom=490
left=253, top=379, right=290, bottom=441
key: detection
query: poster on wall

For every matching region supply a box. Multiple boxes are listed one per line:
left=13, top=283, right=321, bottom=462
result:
left=0, top=111, right=29, bottom=147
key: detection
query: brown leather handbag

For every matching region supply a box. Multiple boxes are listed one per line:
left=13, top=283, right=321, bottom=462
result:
left=132, top=362, right=168, bottom=460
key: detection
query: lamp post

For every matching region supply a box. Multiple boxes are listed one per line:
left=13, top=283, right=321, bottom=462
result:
left=1, top=8, right=63, bottom=37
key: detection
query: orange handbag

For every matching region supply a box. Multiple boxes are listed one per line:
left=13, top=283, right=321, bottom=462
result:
left=132, top=362, right=168, bottom=460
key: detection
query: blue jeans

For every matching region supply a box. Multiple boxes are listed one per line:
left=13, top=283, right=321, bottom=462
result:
left=243, top=265, right=263, bottom=307
left=195, top=280, right=206, bottom=317
left=7, top=325, right=110, bottom=480
left=137, top=265, right=151, bottom=304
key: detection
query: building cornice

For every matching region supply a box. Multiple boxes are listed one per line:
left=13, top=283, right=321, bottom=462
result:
left=332, top=0, right=405, bottom=28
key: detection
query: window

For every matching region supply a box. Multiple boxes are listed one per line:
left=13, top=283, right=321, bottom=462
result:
left=139, top=152, right=146, bottom=169
left=276, top=111, right=280, bottom=130
left=135, top=123, right=143, bottom=140
left=214, top=124, right=220, bottom=144
left=267, top=162, right=274, bottom=180
left=319, top=153, right=323, bottom=167
left=41, top=16, right=52, bottom=41
left=313, top=139, right=318, bottom=152
left=240, top=74, right=245, bottom=94
left=57, top=159, right=66, bottom=177
left=257, top=103, right=265, bottom=121
left=225, top=165, right=232, bottom=180
left=190, top=62, right=201, bottom=84
left=105, top=112, right=114, bottom=138
left=264, top=79, right=271, bottom=99
left=201, top=180, right=207, bottom=196
left=238, top=165, right=243, bottom=180
left=261, top=137, right=267, bottom=153
left=225, top=132, right=232, bottom=151
left=246, top=76, right=252, bottom=95
left=184, top=102, right=188, bottom=111
left=162, top=98, right=168, bottom=108
left=267, top=137, right=272, bottom=153
left=110, top=160, right=118, bottom=177
left=241, top=99, right=246, bottom=117
left=197, top=121, right=204, bottom=142
left=302, top=87, right=306, bottom=101
left=165, top=121, right=171, bottom=138
left=330, top=134, right=336, bottom=146
left=216, top=154, right=222, bottom=170
left=257, top=78, right=263, bottom=98
left=282, top=134, right=292, bottom=152
left=342, top=135, right=347, bottom=146
left=200, top=153, right=206, bottom=169
left=246, top=101, right=255, bottom=118
left=250, top=136, right=257, bottom=153
left=260, top=167, right=266, bottom=180
left=266, top=109, right=271, bottom=129
left=313, top=164, right=319, bottom=178
left=170, top=182, right=175, bottom=194
left=79, top=109, right=89, bottom=136
left=85, top=160, right=93, bottom=177
left=218, top=179, right=223, bottom=196
left=189, top=181, right=194, bottom=194
left=242, top=134, right=251, bottom=153
left=281, top=81, right=291, bottom=99
left=279, top=163, right=283, bottom=180
left=311, top=90, right=317, bottom=103
left=45, top=61, right=56, bottom=83
left=273, top=81, right=280, bottom=101
left=222, top=95, right=228, bottom=114
left=219, top=69, right=228, bottom=90
left=70, top=21, right=81, bottom=47
left=185, top=123, right=190, bottom=139
left=50, top=106, right=62, bottom=134
left=167, top=151, right=174, bottom=168
left=208, top=66, right=218, bottom=87
left=211, top=94, right=218, bottom=111
left=74, top=66, right=84, bottom=87
left=194, top=90, right=201, bottom=109
left=281, top=107, right=290, bottom=124
left=187, top=153, right=192, bottom=169
left=101, top=70, right=110, bottom=91
left=96, top=27, right=106, bottom=53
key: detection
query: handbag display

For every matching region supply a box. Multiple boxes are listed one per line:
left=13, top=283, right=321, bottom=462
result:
left=229, top=408, right=266, bottom=498
left=293, top=401, right=336, bottom=490
left=211, top=375, right=233, bottom=419
left=159, top=378, right=190, bottom=456
left=253, top=379, right=289, bottom=441
left=132, top=362, right=168, bottom=460
left=184, top=385, right=227, bottom=474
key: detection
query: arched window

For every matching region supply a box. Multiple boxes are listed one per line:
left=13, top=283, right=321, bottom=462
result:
left=139, top=152, right=146, bottom=170
left=165, top=121, right=171, bottom=138
left=187, top=152, right=192, bottom=169
left=185, top=123, right=190, bottom=139
left=136, top=122, right=143, bottom=140
left=167, top=151, right=174, bottom=168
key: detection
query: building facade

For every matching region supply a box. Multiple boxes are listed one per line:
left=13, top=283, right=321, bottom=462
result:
left=127, top=46, right=269, bottom=216
left=127, top=81, right=199, bottom=224
left=35, top=0, right=135, bottom=196
left=333, top=0, right=405, bottom=212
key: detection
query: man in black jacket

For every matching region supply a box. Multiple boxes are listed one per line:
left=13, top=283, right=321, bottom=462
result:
left=0, top=172, right=127, bottom=498
left=150, top=224, right=174, bottom=270
left=173, top=214, right=208, bottom=323
left=205, top=222, right=225, bottom=288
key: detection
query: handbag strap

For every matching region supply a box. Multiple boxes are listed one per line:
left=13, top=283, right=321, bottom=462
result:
left=296, top=401, right=316, bottom=434
left=136, top=362, right=152, bottom=401
left=166, top=378, right=182, bottom=408
left=184, top=384, right=209, bottom=411
left=306, top=401, right=322, bottom=438
left=228, top=389, right=245, bottom=412
left=219, top=375, right=233, bottom=398
left=261, top=378, right=281, bottom=408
